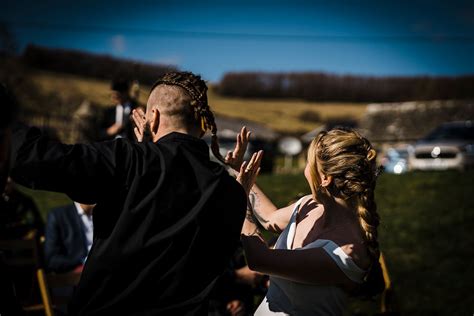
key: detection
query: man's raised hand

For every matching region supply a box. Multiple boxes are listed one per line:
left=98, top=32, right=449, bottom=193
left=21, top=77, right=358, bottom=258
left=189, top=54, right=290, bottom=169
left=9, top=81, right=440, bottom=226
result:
left=132, top=108, right=146, bottom=142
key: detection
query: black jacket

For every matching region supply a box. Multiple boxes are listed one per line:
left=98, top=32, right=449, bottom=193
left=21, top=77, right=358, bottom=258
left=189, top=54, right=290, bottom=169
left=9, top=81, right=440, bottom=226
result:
left=11, top=125, right=247, bottom=315
left=44, top=204, right=88, bottom=273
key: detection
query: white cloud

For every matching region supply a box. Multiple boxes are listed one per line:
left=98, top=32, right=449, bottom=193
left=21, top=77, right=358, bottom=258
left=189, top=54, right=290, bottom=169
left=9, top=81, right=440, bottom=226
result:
left=110, top=35, right=126, bottom=53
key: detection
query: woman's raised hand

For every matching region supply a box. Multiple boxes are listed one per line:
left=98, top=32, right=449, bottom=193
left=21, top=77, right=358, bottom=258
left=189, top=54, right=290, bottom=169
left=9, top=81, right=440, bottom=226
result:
left=237, top=150, right=263, bottom=195
left=132, top=108, right=146, bottom=142
left=225, top=126, right=251, bottom=171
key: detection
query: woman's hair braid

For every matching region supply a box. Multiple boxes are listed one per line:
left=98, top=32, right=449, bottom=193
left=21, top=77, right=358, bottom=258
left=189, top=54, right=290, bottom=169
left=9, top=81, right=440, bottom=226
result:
left=307, top=128, right=381, bottom=261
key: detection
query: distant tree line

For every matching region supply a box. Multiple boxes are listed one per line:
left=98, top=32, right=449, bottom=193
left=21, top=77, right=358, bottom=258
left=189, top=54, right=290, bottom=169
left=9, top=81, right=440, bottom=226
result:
left=217, top=72, right=474, bottom=102
left=22, top=45, right=177, bottom=85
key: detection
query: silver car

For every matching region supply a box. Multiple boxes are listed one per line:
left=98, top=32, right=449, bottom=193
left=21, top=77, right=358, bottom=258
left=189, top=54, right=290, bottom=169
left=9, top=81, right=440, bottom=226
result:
left=409, top=121, right=474, bottom=171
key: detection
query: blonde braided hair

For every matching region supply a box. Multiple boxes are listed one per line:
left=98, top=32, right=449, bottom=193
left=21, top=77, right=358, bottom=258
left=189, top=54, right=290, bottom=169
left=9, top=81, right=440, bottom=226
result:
left=150, top=72, right=225, bottom=164
left=307, top=128, right=381, bottom=261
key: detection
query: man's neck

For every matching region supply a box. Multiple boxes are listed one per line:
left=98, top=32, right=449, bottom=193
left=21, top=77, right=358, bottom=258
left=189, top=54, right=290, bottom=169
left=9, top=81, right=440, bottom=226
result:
left=153, top=127, right=197, bottom=142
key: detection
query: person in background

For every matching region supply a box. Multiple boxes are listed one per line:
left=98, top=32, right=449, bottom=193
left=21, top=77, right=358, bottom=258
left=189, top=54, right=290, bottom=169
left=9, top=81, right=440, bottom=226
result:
left=44, top=202, right=94, bottom=273
left=97, top=78, right=136, bottom=140
left=130, top=79, right=141, bottom=109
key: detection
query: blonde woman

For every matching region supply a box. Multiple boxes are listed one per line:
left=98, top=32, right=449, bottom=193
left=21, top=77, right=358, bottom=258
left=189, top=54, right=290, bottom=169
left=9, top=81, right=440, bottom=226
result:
left=237, top=128, right=383, bottom=316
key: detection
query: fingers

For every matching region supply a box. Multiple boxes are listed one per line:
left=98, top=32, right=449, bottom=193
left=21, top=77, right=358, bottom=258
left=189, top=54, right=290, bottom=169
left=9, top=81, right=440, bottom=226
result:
left=133, top=127, right=143, bottom=142
left=225, top=150, right=232, bottom=162
left=246, top=151, right=263, bottom=172
left=135, top=107, right=145, bottom=117
left=240, top=126, right=251, bottom=151
left=132, top=109, right=145, bottom=129
left=240, top=161, right=248, bottom=174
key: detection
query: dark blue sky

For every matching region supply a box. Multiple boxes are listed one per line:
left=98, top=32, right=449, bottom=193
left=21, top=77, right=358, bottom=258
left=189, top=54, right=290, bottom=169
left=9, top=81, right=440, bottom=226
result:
left=2, top=0, right=474, bottom=82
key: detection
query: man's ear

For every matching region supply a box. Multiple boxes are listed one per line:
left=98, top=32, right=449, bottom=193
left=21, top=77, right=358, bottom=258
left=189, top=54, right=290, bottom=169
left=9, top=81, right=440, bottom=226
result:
left=321, top=174, right=333, bottom=187
left=150, top=108, right=160, bottom=135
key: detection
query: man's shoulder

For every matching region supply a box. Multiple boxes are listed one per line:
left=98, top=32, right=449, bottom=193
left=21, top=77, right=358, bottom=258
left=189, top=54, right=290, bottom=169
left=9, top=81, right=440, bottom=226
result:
left=216, top=170, right=247, bottom=204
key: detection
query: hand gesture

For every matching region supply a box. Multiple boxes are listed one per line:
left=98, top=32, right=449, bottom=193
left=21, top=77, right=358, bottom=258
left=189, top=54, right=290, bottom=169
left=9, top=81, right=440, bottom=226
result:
left=237, top=150, right=263, bottom=195
left=225, top=126, right=251, bottom=171
left=131, top=108, right=146, bottom=142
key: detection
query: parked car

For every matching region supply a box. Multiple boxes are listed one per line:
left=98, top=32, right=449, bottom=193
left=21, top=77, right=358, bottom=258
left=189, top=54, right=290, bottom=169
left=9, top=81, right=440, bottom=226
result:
left=408, top=121, right=474, bottom=171
left=381, top=147, right=409, bottom=174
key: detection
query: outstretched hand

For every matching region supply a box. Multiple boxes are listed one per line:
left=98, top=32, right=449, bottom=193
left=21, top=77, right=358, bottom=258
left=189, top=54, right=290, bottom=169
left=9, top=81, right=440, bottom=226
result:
left=225, top=126, right=251, bottom=171
left=237, top=150, right=263, bottom=195
left=132, top=108, right=146, bottom=142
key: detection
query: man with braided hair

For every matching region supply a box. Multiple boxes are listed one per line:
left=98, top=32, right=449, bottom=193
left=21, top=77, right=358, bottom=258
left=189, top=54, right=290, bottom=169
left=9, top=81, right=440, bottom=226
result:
left=9, top=71, right=249, bottom=315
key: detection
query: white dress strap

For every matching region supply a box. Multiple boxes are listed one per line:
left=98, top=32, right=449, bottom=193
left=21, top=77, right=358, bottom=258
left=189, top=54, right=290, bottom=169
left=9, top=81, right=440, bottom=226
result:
left=286, top=196, right=306, bottom=249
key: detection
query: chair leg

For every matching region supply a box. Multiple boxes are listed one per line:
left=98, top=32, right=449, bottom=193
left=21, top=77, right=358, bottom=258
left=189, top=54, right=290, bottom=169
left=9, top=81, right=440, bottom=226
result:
left=37, top=269, right=54, bottom=316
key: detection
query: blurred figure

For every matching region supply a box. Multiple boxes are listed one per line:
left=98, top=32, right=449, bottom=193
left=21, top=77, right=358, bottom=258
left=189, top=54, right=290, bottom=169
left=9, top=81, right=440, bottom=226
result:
left=0, top=177, right=44, bottom=239
left=97, top=78, right=136, bottom=140
left=44, top=202, right=94, bottom=273
left=130, top=79, right=141, bottom=109
left=71, top=100, right=97, bottom=143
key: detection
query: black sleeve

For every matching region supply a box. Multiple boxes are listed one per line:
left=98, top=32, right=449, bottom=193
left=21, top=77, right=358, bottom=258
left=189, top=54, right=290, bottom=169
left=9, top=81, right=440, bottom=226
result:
left=10, top=124, right=132, bottom=204
left=44, top=210, right=82, bottom=272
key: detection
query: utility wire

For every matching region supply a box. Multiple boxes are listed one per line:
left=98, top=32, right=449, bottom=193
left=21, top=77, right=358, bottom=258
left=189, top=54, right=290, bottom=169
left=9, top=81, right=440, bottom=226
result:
left=3, top=20, right=474, bottom=43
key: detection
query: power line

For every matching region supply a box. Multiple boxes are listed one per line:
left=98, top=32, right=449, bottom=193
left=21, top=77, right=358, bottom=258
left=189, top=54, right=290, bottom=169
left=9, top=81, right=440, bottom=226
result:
left=3, top=20, right=474, bottom=43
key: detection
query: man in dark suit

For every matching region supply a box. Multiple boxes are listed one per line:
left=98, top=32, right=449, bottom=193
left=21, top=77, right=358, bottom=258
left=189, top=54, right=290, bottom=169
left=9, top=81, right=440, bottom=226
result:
left=97, top=78, right=137, bottom=140
left=44, top=203, right=94, bottom=273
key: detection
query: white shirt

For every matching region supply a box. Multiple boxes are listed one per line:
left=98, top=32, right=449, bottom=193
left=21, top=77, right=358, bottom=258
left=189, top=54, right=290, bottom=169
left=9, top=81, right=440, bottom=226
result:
left=74, top=202, right=94, bottom=261
left=115, top=104, right=124, bottom=125
left=115, top=102, right=132, bottom=126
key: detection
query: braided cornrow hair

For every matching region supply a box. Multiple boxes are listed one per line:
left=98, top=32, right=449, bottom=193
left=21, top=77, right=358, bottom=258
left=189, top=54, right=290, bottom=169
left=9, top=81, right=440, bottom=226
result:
left=150, top=71, right=226, bottom=164
left=307, top=128, right=381, bottom=262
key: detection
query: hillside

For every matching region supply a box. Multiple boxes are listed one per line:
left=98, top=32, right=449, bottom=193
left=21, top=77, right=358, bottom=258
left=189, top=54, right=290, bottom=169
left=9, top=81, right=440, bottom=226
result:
left=25, top=70, right=368, bottom=134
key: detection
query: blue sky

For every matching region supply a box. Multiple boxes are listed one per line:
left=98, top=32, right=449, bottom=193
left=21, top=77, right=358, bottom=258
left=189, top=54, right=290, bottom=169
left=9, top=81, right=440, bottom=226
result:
left=2, top=0, right=473, bottom=82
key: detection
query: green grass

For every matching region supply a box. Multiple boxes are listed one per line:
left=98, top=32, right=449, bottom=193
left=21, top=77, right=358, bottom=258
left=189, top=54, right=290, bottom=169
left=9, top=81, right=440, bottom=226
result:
left=18, top=170, right=474, bottom=315
left=258, top=170, right=474, bottom=315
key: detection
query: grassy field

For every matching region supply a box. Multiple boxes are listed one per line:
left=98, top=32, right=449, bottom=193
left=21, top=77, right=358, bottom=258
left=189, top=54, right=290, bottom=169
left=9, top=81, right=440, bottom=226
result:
left=19, top=169, right=474, bottom=315
left=28, top=70, right=367, bottom=134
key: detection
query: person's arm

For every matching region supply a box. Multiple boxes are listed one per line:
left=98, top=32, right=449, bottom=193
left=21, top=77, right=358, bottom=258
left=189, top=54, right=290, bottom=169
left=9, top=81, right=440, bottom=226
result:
left=10, top=124, right=130, bottom=203
left=241, top=234, right=358, bottom=289
left=247, top=185, right=295, bottom=233
left=44, top=211, right=82, bottom=272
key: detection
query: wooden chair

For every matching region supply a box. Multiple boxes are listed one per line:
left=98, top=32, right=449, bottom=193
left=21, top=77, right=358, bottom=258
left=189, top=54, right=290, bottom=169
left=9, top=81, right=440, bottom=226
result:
left=37, top=269, right=82, bottom=316
left=378, top=252, right=398, bottom=315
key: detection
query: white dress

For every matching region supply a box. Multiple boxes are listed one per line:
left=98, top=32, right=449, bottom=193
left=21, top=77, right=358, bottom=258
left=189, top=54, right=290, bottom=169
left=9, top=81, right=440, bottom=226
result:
left=254, top=198, right=367, bottom=316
